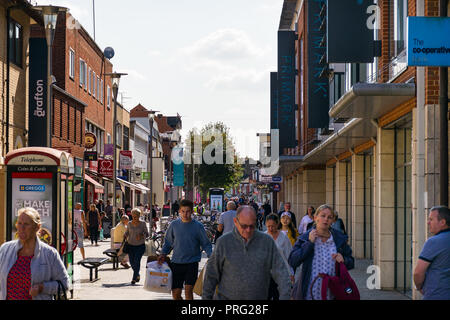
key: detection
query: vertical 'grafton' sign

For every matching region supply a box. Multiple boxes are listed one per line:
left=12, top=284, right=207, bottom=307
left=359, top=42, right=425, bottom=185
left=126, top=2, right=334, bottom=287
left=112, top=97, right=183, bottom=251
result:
left=28, top=38, right=48, bottom=146
left=277, top=30, right=296, bottom=150
left=307, top=0, right=329, bottom=129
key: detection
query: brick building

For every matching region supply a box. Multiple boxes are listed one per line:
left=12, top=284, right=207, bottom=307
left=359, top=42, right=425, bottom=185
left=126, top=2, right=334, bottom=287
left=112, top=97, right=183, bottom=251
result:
left=272, top=0, right=450, bottom=299
left=31, top=11, right=114, bottom=208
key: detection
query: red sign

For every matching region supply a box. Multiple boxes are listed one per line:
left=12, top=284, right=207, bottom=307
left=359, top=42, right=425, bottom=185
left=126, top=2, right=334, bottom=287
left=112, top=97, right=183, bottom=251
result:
left=98, top=159, right=114, bottom=178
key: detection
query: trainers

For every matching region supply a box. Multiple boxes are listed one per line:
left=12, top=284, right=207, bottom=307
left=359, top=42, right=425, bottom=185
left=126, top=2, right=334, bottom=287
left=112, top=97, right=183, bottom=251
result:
left=131, top=280, right=136, bottom=285
left=136, top=276, right=140, bottom=282
left=121, top=262, right=131, bottom=269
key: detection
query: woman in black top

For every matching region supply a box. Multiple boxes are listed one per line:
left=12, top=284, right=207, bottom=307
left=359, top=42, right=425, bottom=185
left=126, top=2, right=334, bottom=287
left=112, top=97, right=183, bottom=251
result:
left=87, top=203, right=101, bottom=246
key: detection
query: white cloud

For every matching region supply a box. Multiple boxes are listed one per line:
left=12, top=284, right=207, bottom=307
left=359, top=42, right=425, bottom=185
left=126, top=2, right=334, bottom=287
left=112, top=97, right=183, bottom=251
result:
left=121, top=69, right=147, bottom=81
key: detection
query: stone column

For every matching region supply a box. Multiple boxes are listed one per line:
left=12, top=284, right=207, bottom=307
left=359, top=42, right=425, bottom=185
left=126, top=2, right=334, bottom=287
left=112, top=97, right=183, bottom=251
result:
left=326, top=166, right=334, bottom=206
left=303, top=169, right=326, bottom=212
left=292, top=174, right=298, bottom=223
left=335, top=161, right=347, bottom=232
left=352, top=154, right=365, bottom=259
left=374, top=127, right=396, bottom=290
left=297, top=172, right=304, bottom=220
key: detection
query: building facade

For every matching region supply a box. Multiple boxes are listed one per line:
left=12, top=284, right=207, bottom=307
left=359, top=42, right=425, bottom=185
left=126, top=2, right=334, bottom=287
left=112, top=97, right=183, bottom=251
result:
left=274, top=0, right=450, bottom=299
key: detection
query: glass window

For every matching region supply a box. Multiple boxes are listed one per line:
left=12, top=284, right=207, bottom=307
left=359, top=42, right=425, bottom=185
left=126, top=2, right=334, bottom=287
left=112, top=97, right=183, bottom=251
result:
left=88, top=68, right=92, bottom=94
left=394, top=0, right=407, bottom=56
left=107, top=86, right=111, bottom=109
left=8, top=20, right=23, bottom=67
left=93, top=72, right=96, bottom=98
left=69, top=49, right=75, bottom=79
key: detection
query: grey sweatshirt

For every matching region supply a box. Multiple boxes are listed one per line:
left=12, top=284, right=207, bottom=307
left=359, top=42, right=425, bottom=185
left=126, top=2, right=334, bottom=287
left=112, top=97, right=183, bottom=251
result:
left=202, top=227, right=292, bottom=300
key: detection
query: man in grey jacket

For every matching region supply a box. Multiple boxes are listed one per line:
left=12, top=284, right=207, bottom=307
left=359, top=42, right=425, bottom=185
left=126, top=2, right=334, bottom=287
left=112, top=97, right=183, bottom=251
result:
left=202, top=205, right=291, bottom=300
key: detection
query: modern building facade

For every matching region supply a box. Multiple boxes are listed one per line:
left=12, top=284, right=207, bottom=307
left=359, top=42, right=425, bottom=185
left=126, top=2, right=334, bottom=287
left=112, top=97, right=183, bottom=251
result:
left=273, top=0, right=450, bottom=299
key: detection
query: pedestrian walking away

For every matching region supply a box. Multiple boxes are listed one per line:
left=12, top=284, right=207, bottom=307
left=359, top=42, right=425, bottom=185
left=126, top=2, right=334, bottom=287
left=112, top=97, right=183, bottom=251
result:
left=331, top=212, right=347, bottom=235
left=73, top=202, right=87, bottom=260
left=280, top=212, right=299, bottom=247
left=217, top=201, right=237, bottom=235
left=158, top=199, right=212, bottom=300
left=113, top=215, right=131, bottom=269
left=0, top=207, right=69, bottom=300
left=265, top=214, right=294, bottom=300
left=87, top=204, right=101, bottom=246
left=413, top=205, right=450, bottom=300
left=124, top=208, right=149, bottom=284
left=278, top=202, right=297, bottom=230
left=202, top=205, right=291, bottom=300
left=288, top=204, right=355, bottom=300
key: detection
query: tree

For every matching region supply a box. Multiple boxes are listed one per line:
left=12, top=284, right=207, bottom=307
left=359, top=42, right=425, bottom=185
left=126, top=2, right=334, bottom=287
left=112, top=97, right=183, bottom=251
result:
left=184, top=122, right=243, bottom=202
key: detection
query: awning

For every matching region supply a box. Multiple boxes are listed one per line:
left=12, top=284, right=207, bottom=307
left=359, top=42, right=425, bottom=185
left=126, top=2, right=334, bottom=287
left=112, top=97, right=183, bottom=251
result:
left=303, top=118, right=378, bottom=165
left=329, top=83, right=416, bottom=119
left=117, top=178, right=149, bottom=194
left=84, top=174, right=104, bottom=193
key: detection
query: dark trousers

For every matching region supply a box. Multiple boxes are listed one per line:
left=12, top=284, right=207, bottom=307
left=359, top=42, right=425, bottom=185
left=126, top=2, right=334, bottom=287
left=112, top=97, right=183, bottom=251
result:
left=128, top=244, right=145, bottom=281
left=89, top=225, right=99, bottom=244
left=268, top=277, right=279, bottom=300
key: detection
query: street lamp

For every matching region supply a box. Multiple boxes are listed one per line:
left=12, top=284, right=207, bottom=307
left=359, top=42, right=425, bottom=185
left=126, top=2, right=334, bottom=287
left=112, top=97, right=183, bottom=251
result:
left=34, top=5, right=67, bottom=147
left=147, top=110, right=158, bottom=232
left=106, top=72, right=127, bottom=228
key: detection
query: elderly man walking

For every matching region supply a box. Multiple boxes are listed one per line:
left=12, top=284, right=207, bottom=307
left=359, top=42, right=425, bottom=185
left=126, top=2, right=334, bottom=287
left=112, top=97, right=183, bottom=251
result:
left=202, top=205, right=291, bottom=300
left=413, top=205, right=450, bottom=300
left=217, top=201, right=237, bottom=235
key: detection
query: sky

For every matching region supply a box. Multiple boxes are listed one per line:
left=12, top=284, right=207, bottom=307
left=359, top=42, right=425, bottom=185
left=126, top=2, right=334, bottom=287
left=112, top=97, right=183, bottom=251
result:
left=35, top=0, right=284, bottom=160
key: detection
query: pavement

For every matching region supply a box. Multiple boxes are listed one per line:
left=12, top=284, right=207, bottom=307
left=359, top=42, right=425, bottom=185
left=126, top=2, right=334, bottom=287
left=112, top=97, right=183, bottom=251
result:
left=71, top=225, right=411, bottom=300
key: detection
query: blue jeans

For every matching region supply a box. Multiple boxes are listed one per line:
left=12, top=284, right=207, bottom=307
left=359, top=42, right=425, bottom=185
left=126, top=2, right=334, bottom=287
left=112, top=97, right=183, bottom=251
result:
left=127, top=244, right=145, bottom=281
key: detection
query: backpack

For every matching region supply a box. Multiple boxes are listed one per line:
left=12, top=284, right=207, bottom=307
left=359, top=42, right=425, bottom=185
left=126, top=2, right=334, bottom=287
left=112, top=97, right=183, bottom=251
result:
left=310, top=262, right=360, bottom=300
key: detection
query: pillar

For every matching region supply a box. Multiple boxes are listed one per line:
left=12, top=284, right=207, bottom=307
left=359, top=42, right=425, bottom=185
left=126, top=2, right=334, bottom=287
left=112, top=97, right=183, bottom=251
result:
left=326, top=166, right=334, bottom=207
left=303, top=169, right=326, bottom=212
left=352, top=154, right=365, bottom=259
left=375, top=128, right=396, bottom=290
left=297, top=172, right=304, bottom=220
left=335, top=161, right=347, bottom=230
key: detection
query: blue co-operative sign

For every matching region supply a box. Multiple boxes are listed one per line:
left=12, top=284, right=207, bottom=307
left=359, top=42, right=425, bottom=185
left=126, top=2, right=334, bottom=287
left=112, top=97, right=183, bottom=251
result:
left=408, top=17, right=450, bottom=66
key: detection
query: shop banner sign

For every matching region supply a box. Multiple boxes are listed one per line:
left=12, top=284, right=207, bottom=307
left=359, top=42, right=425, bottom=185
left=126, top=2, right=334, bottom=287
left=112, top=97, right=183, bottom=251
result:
left=142, top=172, right=151, bottom=180
left=270, top=72, right=279, bottom=130
left=104, top=144, right=114, bottom=156
left=407, top=17, right=450, bottom=66
left=28, top=38, right=48, bottom=147
left=173, top=162, right=184, bottom=187
left=98, top=159, right=114, bottom=178
left=119, top=151, right=132, bottom=170
left=277, top=31, right=297, bottom=149
left=307, top=0, right=329, bottom=129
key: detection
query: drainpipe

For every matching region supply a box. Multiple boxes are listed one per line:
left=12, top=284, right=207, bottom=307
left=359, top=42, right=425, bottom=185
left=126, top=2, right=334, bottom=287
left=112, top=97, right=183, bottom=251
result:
left=440, top=0, right=449, bottom=206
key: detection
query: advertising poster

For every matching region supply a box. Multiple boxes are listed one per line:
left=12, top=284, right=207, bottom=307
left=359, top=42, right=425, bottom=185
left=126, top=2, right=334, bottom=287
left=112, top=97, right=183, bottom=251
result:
left=210, top=195, right=223, bottom=212
left=119, top=151, right=132, bottom=170
left=11, top=172, right=53, bottom=245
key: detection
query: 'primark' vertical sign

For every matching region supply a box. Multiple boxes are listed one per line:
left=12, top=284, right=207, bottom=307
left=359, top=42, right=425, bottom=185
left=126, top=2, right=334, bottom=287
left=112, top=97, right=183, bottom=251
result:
left=307, top=0, right=329, bottom=129
left=28, top=38, right=48, bottom=147
left=277, top=31, right=296, bottom=150
left=270, top=72, right=278, bottom=130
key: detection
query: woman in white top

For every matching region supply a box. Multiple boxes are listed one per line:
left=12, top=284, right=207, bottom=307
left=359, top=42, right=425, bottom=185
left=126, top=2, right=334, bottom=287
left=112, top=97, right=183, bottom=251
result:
left=265, top=214, right=294, bottom=300
left=298, top=206, right=315, bottom=235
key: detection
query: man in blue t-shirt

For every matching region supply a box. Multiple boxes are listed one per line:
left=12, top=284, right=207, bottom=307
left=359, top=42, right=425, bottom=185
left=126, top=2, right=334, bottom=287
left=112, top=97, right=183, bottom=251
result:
left=413, top=205, right=450, bottom=300
left=158, top=199, right=212, bottom=300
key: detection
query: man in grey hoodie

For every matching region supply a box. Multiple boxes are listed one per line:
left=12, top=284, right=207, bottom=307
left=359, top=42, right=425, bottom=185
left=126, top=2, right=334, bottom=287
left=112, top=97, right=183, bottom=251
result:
left=202, top=205, right=292, bottom=300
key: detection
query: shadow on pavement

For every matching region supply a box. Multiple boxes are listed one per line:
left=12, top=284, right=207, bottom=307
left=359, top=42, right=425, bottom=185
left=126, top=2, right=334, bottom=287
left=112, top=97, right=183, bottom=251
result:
left=102, top=283, right=142, bottom=288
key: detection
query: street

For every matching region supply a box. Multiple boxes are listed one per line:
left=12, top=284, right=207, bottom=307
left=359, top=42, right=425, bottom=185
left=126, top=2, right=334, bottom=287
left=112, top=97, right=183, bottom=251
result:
left=71, top=226, right=410, bottom=301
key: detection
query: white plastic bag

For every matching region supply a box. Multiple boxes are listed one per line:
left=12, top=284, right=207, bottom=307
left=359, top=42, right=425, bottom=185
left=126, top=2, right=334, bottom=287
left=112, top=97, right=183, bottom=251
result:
left=144, top=261, right=172, bottom=293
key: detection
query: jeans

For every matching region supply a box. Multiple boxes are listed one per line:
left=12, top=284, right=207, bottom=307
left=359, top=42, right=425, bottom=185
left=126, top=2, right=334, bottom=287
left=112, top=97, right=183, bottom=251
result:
left=89, top=225, right=99, bottom=244
left=127, top=244, right=145, bottom=281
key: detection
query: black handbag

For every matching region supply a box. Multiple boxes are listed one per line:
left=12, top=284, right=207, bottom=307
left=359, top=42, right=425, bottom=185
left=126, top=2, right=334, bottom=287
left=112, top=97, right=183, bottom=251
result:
left=122, top=241, right=130, bottom=254
left=54, top=280, right=68, bottom=300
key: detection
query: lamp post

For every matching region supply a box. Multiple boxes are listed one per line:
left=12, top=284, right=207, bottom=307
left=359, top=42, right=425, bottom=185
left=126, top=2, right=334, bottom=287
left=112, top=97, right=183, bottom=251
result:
left=106, top=72, right=127, bottom=228
left=147, top=111, right=157, bottom=229
left=35, top=5, right=67, bottom=148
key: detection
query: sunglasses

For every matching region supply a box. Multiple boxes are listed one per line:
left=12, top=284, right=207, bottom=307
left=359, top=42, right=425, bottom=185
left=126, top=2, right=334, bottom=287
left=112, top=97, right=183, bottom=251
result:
left=236, top=218, right=256, bottom=230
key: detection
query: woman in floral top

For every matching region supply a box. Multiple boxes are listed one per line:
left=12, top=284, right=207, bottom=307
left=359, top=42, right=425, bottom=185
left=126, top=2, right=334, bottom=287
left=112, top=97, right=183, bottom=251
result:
left=288, top=204, right=355, bottom=300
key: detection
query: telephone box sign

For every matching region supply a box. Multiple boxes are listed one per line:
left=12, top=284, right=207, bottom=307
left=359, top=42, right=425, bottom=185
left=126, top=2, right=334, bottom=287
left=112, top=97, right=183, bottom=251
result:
left=7, top=154, right=57, bottom=166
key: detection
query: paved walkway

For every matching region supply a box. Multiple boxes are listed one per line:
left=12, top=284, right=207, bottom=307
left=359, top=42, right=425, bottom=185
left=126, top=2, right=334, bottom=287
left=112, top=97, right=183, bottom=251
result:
left=71, top=228, right=410, bottom=300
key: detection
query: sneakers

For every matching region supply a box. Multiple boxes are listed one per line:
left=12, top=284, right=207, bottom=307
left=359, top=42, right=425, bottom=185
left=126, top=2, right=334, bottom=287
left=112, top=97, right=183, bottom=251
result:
left=136, top=276, right=140, bottom=282
left=131, top=280, right=136, bottom=285
left=121, top=262, right=131, bottom=269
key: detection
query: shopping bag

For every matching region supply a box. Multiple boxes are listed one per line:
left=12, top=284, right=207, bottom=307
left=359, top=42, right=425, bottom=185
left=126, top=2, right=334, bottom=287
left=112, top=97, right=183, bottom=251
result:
left=193, top=264, right=206, bottom=296
left=144, top=239, right=157, bottom=256
left=144, top=261, right=172, bottom=293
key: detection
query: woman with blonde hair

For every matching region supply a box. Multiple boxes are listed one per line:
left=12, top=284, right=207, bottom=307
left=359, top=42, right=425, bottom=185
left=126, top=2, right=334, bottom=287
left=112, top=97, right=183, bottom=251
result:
left=0, top=208, right=69, bottom=300
left=124, top=208, right=149, bottom=284
left=288, top=204, right=354, bottom=300
left=279, top=212, right=299, bottom=246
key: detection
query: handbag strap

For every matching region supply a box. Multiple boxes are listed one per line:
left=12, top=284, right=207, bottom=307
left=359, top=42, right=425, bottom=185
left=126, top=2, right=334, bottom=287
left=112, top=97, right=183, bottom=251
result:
left=309, top=274, right=324, bottom=300
left=56, top=280, right=67, bottom=300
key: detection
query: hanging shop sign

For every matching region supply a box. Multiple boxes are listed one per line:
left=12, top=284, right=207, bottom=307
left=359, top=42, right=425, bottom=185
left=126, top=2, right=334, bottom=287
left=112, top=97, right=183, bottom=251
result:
left=119, top=151, right=132, bottom=170
left=85, top=132, right=97, bottom=149
left=84, top=151, right=97, bottom=161
left=98, top=159, right=114, bottom=178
